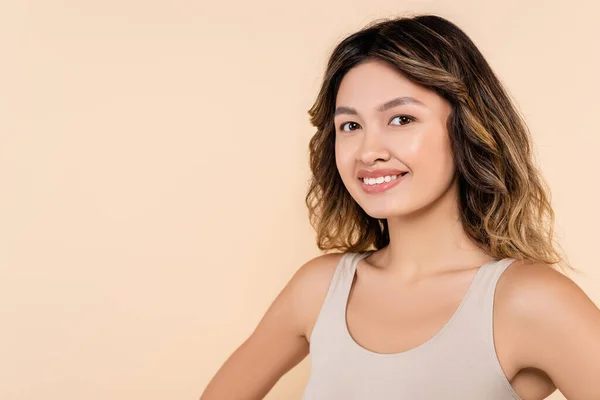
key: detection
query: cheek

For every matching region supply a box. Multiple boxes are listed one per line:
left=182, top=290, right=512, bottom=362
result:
left=335, top=142, right=355, bottom=183
left=335, top=141, right=367, bottom=201
left=409, top=128, right=455, bottom=182
left=335, top=144, right=352, bottom=186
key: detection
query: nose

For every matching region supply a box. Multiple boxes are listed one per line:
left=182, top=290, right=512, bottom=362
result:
left=358, top=130, right=391, bottom=165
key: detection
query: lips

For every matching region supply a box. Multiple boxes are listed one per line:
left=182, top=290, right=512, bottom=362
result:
left=359, top=170, right=408, bottom=194
left=357, top=168, right=408, bottom=179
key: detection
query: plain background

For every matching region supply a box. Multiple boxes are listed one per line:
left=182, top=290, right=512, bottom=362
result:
left=1, top=1, right=598, bottom=399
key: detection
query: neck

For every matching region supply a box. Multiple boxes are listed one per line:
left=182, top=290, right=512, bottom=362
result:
left=377, top=180, right=493, bottom=279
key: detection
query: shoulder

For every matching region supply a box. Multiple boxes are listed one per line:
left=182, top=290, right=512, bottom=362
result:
left=287, top=252, right=347, bottom=340
left=495, top=259, right=593, bottom=323
left=495, top=259, right=600, bottom=381
left=292, top=252, right=347, bottom=287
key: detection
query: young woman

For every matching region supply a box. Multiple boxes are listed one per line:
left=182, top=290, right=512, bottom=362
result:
left=201, top=14, right=600, bottom=400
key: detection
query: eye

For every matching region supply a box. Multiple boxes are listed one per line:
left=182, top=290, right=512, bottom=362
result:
left=339, top=121, right=361, bottom=132
left=390, top=115, right=414, bottom=126
left=338, top=115, right=415, bottom=133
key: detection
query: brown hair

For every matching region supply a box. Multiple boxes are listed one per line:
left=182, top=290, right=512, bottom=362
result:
left=305, top=14, right=573, bottom=272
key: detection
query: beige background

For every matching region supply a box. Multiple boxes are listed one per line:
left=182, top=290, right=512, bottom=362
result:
left=1, top=1, right=598, bottom=399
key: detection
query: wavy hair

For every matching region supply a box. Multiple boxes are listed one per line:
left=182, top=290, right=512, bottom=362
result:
left=305, top=14, right=572, bottom=272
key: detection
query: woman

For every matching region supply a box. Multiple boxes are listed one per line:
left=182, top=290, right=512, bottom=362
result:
left=200, top=14, right=600, bottom=399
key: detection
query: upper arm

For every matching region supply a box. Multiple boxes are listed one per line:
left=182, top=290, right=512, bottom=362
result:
left=499, top=262, right=600, bottom=400
left=200, top=253, right=343, bottom=400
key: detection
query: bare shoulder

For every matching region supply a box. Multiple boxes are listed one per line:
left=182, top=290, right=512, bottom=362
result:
left=288, top=252, right=346, bottom=341
left=293, top=252, right=345, bottom=284
left=495, top=259, right=595, bottom=321
left=495, top=259, right=600, bottom=397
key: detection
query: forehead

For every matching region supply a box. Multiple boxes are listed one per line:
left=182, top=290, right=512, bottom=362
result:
left=335, top=59, right=442, bottom=110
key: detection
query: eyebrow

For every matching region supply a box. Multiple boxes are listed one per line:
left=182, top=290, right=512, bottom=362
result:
left=334, top=96, right=426, bottom=117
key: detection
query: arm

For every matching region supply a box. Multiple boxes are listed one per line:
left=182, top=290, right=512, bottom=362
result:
left=502, top=262, right=600, bottom=399
left=200, top=253, right=342, bottom=400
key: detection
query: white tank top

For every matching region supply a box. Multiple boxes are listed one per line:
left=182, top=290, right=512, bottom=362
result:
left=301, top=251, right=521, bottom=400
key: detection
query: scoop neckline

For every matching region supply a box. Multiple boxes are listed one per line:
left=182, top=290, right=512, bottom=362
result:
left=341, top=251, right=498, bottom=358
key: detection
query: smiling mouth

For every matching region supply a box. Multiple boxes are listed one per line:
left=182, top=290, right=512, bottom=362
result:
left=360, top=172, right=408, bottom=185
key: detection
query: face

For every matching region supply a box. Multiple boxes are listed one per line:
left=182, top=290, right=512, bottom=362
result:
left=334, top=59, right=456, bottom=219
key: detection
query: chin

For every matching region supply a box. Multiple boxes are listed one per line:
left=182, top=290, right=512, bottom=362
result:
left=360, top=205, right=410, bottom=220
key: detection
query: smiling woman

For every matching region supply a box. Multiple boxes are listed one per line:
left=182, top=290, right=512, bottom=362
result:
left=200, top=14, right=600, bottom=400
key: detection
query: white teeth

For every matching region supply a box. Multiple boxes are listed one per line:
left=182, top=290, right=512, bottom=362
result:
left=362, top=174, right=403, bottom=185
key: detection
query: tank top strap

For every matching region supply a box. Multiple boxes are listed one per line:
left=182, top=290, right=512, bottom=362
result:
left=323, top=251, right=371, bottom=316
left=452, top=257, right=518, bottom=342
left=309, top=251, right=372, bottom=349
left=466, top=257, right=517, bottom=312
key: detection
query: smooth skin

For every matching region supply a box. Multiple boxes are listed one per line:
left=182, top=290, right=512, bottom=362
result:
left=201, top=60, right=600, bottom=400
